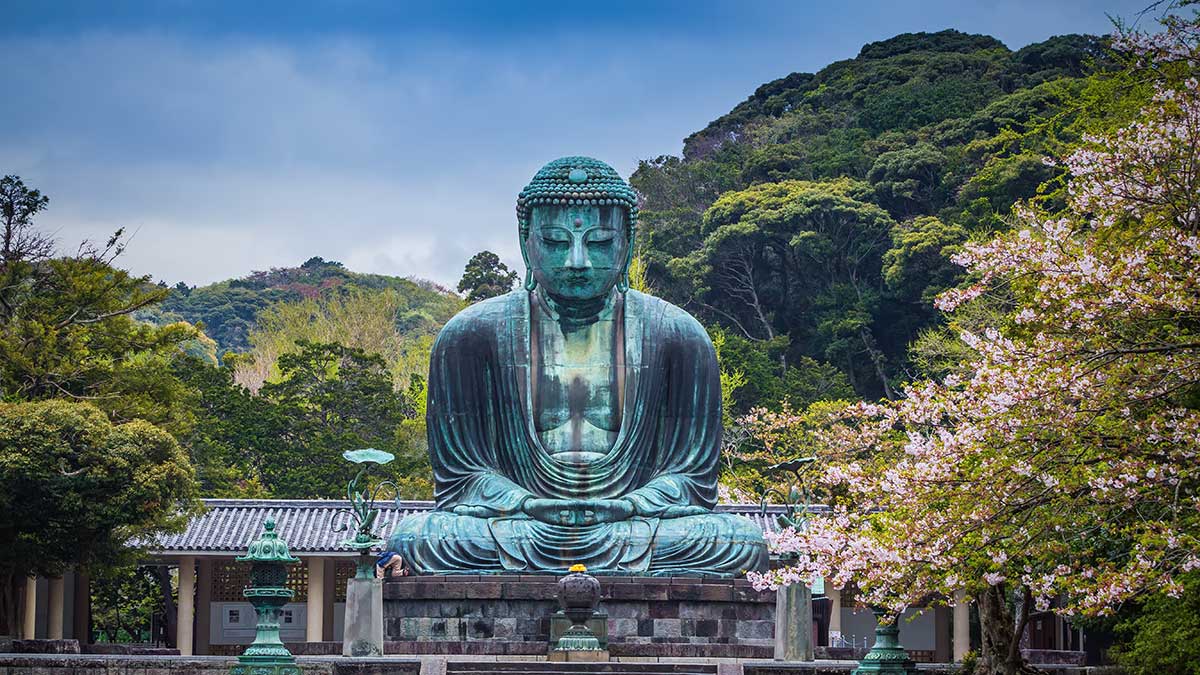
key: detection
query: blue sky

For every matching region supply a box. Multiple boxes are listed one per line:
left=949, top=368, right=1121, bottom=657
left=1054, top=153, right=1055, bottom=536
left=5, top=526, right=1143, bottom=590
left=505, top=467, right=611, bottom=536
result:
left=0, top=1, right=1152, bottom=287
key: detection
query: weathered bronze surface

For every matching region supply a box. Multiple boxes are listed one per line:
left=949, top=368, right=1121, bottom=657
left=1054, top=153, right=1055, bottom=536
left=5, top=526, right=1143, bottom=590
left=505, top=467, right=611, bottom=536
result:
left=388, top=157, right=767, bottom=576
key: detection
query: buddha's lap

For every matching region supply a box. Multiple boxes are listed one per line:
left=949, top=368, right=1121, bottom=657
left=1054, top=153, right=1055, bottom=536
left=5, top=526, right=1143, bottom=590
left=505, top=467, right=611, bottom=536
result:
left=389, top=509, right=762, bottom=551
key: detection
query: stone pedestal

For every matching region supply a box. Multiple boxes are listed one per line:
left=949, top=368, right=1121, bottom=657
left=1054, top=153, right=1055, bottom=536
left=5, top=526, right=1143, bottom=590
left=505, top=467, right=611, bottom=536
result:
left=342, top=577, right=384, bottom=657
left=384, top=576, right=775, bottom=658
left=774, top=583, right=813, bottom=661
left=549, top=611, right=608, bottom=650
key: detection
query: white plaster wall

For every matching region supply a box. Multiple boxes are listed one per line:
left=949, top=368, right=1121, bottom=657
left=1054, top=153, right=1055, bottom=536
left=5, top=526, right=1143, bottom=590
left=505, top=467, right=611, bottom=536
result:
left=838, top=607, right=936, bottom=651
left=332, top=602, right=345, bottom=639
left=209, top=602, right=307, bottom=645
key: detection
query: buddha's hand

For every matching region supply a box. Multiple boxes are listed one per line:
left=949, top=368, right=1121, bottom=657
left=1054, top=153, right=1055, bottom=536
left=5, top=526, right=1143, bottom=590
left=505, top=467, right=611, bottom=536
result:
left=659, top=505, right=709, bottom=519
left=522, top=498, right=635, bottom=526
left=452, top=505, right=499, bottom=518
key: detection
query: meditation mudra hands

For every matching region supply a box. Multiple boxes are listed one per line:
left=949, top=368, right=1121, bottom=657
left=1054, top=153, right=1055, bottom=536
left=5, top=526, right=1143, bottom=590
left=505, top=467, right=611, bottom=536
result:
left=452, top=498, right=708, bottom=524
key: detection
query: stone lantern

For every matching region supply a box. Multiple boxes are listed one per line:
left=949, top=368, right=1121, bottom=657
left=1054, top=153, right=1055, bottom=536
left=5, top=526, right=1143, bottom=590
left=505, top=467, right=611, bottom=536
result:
left=230, top=518, right=300, bottom=675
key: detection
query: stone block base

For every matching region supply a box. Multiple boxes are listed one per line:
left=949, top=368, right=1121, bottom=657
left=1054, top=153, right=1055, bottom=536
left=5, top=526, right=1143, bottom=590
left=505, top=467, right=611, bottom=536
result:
left=383, top=575, right=775, bottom=658
left=11, top=639, right=80, bottom=654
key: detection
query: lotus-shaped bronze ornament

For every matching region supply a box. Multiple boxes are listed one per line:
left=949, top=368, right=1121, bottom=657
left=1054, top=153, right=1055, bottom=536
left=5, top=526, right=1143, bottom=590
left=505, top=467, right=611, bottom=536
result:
left=332, top=448, right=398, bottom=576
left=342, top=448, right=395, bottom=465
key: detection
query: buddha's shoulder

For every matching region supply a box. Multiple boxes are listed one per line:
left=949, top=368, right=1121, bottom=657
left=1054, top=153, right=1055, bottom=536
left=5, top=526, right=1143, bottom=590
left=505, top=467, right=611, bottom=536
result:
left=436, top=291, right=524, bottom=343
left=627, top=290, right=711, bottom=344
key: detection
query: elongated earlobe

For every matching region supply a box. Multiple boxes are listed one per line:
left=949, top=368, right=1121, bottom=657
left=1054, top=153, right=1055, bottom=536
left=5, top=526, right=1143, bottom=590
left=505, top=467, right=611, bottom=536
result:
left=616, top=223, right=636, bottom=293
left=519, top=228, right=537, bottom=291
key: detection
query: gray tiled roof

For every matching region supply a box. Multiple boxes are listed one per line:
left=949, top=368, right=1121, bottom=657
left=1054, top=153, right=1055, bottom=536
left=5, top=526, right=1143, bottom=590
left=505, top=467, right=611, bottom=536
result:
left=147, top=499, right=797, bottom=556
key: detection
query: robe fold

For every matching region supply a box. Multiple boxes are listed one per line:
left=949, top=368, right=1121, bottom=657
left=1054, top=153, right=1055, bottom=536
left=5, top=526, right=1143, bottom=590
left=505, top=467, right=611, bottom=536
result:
left=388, top=289, right=767, bottom=576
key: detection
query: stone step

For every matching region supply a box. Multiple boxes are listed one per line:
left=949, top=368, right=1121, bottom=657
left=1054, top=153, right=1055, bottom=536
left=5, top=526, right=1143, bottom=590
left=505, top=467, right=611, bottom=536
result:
left=446, top=663, right=718, bottom=675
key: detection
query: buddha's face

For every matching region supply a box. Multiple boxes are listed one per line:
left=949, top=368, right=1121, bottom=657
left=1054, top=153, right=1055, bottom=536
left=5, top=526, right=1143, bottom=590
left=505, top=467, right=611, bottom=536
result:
left=526, top=204, right=628, bottom=301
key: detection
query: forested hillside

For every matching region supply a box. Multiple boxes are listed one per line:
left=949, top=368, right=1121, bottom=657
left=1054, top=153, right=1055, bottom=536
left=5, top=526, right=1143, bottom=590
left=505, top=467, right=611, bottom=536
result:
left=152, top=256, right=461, bottom=354
left=631, top=29, right=1115, bottom=405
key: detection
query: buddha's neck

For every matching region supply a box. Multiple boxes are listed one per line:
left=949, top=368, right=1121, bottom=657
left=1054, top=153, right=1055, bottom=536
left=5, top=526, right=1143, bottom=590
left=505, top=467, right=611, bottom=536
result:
left=536, top=288, right=617, bottom=329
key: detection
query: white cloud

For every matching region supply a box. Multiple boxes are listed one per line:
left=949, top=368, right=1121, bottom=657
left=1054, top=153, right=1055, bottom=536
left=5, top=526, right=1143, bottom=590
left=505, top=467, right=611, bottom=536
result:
left=0, top=1, right=1149, bottom=286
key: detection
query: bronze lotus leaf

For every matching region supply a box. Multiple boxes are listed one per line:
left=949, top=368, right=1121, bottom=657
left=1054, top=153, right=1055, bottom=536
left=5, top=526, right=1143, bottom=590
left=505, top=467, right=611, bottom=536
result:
left=342, top=448, right=395, bottom=465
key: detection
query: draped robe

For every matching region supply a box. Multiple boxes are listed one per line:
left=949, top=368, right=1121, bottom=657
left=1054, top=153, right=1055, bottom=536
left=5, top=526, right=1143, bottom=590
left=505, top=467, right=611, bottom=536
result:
left=388, top=289, right=767, bottom=576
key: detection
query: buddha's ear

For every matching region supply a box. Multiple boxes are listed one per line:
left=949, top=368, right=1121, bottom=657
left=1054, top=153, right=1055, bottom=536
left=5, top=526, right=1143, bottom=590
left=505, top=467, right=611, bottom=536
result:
left=519, top=220, right=537, bottom=291
left=616, top=213, right=636, bottom=294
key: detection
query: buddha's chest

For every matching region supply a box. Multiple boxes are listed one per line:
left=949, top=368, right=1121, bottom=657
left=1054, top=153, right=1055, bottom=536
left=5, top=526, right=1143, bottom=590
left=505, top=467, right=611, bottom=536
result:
left=531, top=315, right=625, bottom=458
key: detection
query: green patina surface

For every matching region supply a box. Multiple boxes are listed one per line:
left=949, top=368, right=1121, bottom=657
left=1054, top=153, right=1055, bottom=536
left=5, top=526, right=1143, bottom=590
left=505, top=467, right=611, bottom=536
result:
left=231, top=519, right=300, bottom=675
left=853, top=610, right=920, bottom=675
left=388, top=157, right=767, bottom=577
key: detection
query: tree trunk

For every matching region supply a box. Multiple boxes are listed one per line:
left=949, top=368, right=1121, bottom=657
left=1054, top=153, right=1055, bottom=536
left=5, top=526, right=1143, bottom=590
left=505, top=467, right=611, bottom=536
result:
left=859, top=329, right=896, bottom=401
left=0, top=570, right=16, bottom=637
left=153, top=566, right=177, bottom=648
left=975, top=584, right=1043, bottom=675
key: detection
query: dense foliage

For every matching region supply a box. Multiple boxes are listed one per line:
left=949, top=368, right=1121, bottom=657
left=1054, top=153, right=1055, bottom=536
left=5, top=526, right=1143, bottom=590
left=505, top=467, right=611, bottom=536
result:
left=156, top=255, right=460, bottom=354
left=632, top=29, right=1114, bottom=405
left=1113, top=573, right=1200, bottom=675
left=457, top=250, right=519, bottom=302
left=741, top=10, right=1200, bottom=675
left=0, top=400, right=196, bottom=635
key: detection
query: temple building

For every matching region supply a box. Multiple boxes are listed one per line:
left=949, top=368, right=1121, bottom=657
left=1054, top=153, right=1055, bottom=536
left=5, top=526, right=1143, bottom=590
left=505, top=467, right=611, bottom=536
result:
left=15, top=498, right=1085, bottom=664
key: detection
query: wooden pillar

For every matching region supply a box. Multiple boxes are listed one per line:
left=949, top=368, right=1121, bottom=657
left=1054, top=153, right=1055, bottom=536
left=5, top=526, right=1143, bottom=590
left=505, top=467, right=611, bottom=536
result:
left=306, top=558, right=326, bottom=643
left=72, top=569, right=90, bottom=644
left=46, top=576, right=65, bottom=639
left=176, top=557, right=195, bottom=656
left=953, top=589, right=970, bottom=662
left=827, top=587, right=842, bottom=645
left=322, top=558, right=336, bottom=641
left=195, top=559, right=213, bottom=655
left=22, top=576, right=37, bottom=639
left=934, top=604, right=952, bottom=662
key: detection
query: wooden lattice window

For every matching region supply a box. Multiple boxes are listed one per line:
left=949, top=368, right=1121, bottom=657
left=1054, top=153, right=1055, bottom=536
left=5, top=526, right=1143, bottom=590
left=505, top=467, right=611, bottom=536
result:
left=211, top=562, right=249, bottom=602
left=210, top=559, right=308, bottom=602
left=334, top=560, right=355, bottom=602
left=286, top=562, right=308, bottom=602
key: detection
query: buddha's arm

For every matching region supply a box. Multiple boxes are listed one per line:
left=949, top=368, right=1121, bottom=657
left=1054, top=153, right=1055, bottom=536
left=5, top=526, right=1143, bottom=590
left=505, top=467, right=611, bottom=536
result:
left=620, top=302, right=722, bottom=518
left=439, top=469, right=535, bottom=517
left=624, top=476, right=708, bottom=518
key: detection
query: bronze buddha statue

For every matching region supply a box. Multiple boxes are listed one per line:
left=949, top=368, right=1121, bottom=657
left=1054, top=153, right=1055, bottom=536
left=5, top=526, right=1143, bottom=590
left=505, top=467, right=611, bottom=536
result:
left=388, top=157, right=767, bottom=576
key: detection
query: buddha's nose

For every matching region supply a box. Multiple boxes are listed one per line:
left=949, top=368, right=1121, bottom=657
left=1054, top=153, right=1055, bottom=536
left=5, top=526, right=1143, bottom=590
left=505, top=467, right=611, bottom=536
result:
left=566, top=238, right=591, bottom=270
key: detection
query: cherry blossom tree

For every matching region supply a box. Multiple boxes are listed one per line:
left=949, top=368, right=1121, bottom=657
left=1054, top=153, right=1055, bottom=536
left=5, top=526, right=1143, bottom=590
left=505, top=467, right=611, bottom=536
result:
left=745, top=14, right=1200, bottom=675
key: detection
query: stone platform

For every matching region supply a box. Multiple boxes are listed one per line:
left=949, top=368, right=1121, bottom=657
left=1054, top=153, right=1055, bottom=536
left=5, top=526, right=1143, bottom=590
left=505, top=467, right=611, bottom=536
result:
left=383, top=575, right=776, bottom=658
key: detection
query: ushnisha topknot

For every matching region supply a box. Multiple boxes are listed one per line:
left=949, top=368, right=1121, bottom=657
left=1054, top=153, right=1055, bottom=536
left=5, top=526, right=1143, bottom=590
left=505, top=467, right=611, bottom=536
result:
left=516, top=156, right=639, bottom=237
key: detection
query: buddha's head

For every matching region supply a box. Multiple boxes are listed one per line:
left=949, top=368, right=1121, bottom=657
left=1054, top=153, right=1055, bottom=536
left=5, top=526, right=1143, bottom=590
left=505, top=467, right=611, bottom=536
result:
left=517, top=157, right=638, bottom=302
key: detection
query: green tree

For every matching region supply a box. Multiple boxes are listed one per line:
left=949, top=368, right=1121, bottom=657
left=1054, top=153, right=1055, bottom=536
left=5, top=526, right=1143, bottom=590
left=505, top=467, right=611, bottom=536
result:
left=236, top=289, right=439, bottom=393
left=0, top=177, right=200, bottom=433
left=881, top=216, right=968, bottom=306
left=171, top=355, right=280, bottom=497
left=1114, top=573, right=1200, bottom=675
left=0, top=400, right=197, bottom=636
left=457, top=250, right=518, bottom=303
left=867, top=144, right=948, bottom=217
left=710, top=329, right=854, bottom=414
left=1, top=175, right=53, bottom=267
left=690, top=178, right=898, bottom=398
left=90, top=565, right=161, bottom=643
left=258, top=340, right=420, bottom=498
